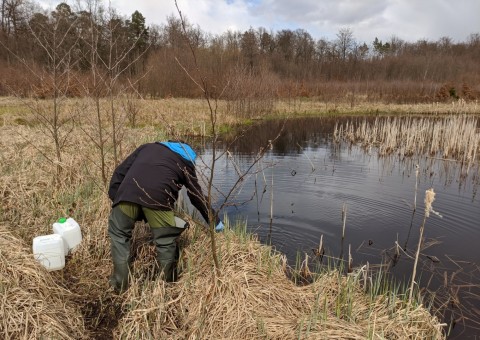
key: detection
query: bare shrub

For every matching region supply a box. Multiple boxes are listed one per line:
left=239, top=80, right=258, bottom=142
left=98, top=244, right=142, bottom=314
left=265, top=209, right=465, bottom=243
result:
left=121, top=95, right=140, bottom=128
left=224, top=66, right=277, bottom=118
left=462, top=82, right=477, bottom=100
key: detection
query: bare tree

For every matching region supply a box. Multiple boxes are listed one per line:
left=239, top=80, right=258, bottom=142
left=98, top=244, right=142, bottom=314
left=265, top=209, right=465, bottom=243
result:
left=257, top=27, right=275, bottom=55
left=174, top=1, right=283, bottom=276
left=3, top=0, right=23, bottom=37
left=0, top=3, right=80, bottom=183
left=240, top=27, right=258, bottom=71
left=1, top=0, right=6, bottom=33
left=73, top=0, right=150, bottom=184
left=336, top=27, right=355, bottom=61
left=72, top=0, right=110, bottom=185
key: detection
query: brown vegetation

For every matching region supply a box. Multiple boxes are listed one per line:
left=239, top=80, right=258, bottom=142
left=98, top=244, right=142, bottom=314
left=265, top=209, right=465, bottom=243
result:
left=0, top=104, right=448, bottom=339
left=115, top=223, right=445, bottom=339
left=334, top=115, right=480, bottom=173
left=0, top=226, right=87, bottom=339
left=0, top=1, right=479, bottom=108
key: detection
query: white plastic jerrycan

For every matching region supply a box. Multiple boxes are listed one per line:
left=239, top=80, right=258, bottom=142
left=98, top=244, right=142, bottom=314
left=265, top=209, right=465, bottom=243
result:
left=32, top=234, right=66, bottom=271
left=52, top=217, right=82, bottom=255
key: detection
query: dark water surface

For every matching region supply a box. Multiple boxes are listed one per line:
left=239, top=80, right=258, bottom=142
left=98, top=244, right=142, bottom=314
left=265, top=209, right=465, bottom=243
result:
left=197, top=116, right=479, bottom=338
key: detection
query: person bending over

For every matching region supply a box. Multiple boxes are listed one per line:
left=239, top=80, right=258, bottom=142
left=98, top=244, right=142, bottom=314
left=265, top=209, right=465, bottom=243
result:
left=107, top=141, right=224, bottom=292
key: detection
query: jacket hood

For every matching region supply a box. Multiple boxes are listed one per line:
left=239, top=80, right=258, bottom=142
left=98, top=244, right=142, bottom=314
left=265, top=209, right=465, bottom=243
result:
left=159, top=141, right=197, bottom=164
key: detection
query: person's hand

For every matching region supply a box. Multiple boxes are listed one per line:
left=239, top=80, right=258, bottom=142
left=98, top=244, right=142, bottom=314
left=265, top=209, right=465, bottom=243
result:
left=215, top=221, right=225, bottom=232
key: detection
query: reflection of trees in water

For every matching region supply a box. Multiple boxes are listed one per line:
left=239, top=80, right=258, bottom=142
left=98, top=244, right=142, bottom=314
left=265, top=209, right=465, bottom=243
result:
left=223, top=116, right=350, bottom=154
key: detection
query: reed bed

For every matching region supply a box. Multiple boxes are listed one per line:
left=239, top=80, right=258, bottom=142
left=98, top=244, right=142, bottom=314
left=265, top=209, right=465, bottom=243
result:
left=334, top=115, right=479, bottom=171
left=0, top=225, right=87, bottom=339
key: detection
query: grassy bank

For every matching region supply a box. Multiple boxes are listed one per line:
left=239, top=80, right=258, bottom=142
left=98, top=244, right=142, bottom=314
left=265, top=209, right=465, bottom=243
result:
left=117, top=220, right=445, bottom=339
left=0, top=97, right=449, bottom=338
left=1, top=219, right=446, bottom=339
left=1, top=96, right=479, bottom=135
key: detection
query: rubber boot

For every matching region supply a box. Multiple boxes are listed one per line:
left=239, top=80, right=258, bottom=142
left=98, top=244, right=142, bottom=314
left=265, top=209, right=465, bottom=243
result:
left=109, top=262, right=130, bottom=293
left=108, top=205, right=135, bottom=292
left=151, top=226, right=184, bottom=282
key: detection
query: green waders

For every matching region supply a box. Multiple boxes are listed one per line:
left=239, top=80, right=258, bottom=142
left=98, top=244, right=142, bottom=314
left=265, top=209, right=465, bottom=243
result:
left=108, top=202, right=185, bottom=292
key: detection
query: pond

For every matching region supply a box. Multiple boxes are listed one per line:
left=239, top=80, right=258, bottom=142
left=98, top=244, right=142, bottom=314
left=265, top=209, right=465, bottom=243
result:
left=196, top=116, right=479, bottom=338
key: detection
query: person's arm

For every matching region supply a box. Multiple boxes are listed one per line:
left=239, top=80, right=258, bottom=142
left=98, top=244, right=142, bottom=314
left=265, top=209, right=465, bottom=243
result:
left=184, top=165, right=220, bottom=226
left=108, top=145, right=145, bottom=201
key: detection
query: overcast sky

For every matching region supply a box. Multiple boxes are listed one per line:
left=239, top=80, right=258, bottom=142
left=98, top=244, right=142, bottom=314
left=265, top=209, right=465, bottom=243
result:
left=41, top=0, right=480, bottom=43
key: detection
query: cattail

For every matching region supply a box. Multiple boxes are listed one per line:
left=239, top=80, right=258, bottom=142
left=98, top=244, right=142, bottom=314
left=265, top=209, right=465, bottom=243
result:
left=409, top=188, right=436, bottom=304
left=424, top=188, right=436, bottom=218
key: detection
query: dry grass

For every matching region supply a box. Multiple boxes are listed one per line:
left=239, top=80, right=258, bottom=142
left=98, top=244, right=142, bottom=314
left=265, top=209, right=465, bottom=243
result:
left=116, top=222, right=445, bottom=339
left=2, top=96, right=479, bottom=133
left=274, top=97, right=480, bottom=116
left=0, top=97, right=449, bottom=338
left=0, top=225, right=87, bottom=339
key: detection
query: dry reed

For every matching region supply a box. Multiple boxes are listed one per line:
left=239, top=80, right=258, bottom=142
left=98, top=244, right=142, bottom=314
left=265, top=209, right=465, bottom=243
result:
left=409, top=189, right=436, bottom=305
left=334, top=115, right=480, bottom=174
left=115, top=222, right=446, bottom=339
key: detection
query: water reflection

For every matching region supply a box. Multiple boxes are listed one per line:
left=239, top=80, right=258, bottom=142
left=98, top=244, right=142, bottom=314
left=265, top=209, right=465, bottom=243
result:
left=195, top=116, right=479, bottom=338
left=222, top=116, right=343, bottom=155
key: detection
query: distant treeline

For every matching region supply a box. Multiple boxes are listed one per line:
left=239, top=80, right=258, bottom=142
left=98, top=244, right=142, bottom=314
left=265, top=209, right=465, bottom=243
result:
left=1, top=1, right=479, bottom=104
